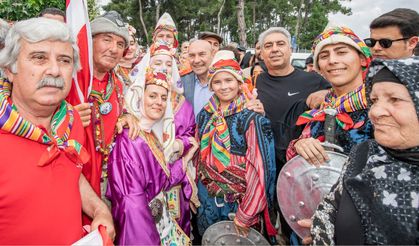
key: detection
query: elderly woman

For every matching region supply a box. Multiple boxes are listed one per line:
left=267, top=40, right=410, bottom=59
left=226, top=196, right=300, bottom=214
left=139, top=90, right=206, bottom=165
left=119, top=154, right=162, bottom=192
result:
left=195, top=50, right=277, bottom=240
left=300, top=57, right=419, bottom=245
left=106, top=71, right=197, bottom=245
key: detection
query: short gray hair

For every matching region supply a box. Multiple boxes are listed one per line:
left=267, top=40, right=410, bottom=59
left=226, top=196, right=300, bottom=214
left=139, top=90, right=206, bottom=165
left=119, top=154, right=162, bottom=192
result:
left=258, top=27, right=292, bottom=47
left=0, top=18, right=9, bottom=46
left=0, top=17, right=80, bottom=75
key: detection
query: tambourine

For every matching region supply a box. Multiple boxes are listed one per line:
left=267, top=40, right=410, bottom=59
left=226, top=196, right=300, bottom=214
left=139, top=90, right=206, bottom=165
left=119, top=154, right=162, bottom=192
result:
left=202, top=221, right=270, bottom=245
left=277, top=145, right=348, bottom=239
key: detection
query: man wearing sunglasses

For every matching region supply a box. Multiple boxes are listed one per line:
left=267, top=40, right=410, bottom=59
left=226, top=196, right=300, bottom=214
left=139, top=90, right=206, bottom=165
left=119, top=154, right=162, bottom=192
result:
left=365, top=8, right=418, bottom=59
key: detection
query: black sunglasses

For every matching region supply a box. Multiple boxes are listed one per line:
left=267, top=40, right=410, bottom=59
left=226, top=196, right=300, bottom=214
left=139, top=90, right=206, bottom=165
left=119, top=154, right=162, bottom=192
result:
left=363, top=37, right=410, bottom=48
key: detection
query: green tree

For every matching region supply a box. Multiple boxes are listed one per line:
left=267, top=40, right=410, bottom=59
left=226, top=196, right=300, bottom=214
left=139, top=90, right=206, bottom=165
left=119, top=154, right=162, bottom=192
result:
left=102, top=0, right=351, bottom=48
left=0, top=0, right=65, bottom=20
left=87, top=0, right=99, bottom=20
left=0, top=0, right=99, bottom=21
left=297, top=0, right=351, bottom=50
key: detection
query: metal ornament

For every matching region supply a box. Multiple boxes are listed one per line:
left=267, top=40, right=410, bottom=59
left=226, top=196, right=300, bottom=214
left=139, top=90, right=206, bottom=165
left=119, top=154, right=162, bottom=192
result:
left=99, top=102, right=113, bottom=115
left=115, top=18, right=124, bottom=27
left=149, top=197, right=163, bottom=224
left=202, top=221, right=270, bottom=245
left=276, top=151, right=348, bottom=239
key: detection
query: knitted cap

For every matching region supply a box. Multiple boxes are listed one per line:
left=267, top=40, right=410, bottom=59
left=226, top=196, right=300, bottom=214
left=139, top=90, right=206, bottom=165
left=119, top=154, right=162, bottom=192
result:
left=91, top=11, right=130, bottom=47
left=208, top=50, right=244, bottom=85
left=312, top=26, right=372, bottom=74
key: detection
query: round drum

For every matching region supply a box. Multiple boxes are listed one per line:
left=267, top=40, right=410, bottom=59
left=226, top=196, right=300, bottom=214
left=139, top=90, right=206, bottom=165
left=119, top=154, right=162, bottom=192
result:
left=277, top=151, right=348, bottom=239
left=202, top=221, right=270, bottom=245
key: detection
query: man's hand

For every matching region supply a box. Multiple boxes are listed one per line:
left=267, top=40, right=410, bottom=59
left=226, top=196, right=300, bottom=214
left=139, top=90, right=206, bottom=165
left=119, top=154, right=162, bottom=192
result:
left=116, top=114, right=140, bottom=140
left=297, top=219, right=313, bottom=245
left=245, top=98, right=265, bottom=115
left=79, top=175, right=115, bottom=241
left=294, top=137, right=329, bottom=165
left=91, top=206, right=116, bottom=241
left=306, top=90, right=328, bottom=109
left=74, top=103, right=92, bottom=127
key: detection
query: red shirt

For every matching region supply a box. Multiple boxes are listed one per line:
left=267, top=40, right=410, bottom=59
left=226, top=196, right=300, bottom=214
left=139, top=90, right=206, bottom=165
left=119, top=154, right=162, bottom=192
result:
left=91, top=72, right=123, bottom=147
left=0, top=112, right=85, bottom=244
left=82, top=72, right=123, bottom=196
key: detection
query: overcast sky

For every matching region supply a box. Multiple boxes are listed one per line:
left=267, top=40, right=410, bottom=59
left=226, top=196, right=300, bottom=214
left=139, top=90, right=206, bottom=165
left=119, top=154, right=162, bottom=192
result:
left=328, top=0, right=419, bottom=39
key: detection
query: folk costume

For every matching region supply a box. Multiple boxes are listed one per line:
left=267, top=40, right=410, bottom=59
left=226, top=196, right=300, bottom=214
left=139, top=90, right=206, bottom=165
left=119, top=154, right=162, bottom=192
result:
left=130, top=12, right=183, bottom=96
left=67, top=11, right=130, bottom=199
left=195, top=51, right=277, bottom=239
left=115, top=24, right=141, bottom=94
left=287, top=26, right=374, bottom=159
left=0, top=79, right=89, bottom=244
left=107, top=70, right=192, bottom=245
left=130, top=27, right=198, bottom=234
left=311, top=57, right=419, bottom=245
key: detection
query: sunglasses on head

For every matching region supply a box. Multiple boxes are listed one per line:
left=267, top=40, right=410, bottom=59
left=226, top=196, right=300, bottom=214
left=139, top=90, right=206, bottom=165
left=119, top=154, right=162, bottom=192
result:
left=363, top=37, right=410, bottom=48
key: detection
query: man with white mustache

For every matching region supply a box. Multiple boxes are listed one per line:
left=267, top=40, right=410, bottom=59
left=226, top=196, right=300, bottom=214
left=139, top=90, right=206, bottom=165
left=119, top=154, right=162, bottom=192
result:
left=37, top=76, right=65, bottom=89
left=0, top=17, right=114, bottom=244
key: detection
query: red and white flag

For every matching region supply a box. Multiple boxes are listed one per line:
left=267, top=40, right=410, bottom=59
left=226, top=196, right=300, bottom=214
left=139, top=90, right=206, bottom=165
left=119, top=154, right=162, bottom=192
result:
left=66, top=0, right=93, bottom=105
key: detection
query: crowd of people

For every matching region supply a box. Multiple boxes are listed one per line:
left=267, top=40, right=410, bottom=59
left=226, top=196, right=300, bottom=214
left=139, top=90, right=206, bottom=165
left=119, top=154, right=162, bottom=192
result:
left=0, top=6, right=417, bottom=245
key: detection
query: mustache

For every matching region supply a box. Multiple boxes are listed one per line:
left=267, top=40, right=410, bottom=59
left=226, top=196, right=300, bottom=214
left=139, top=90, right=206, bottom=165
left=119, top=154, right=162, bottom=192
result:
left=36, top=76, right=65, bottom=90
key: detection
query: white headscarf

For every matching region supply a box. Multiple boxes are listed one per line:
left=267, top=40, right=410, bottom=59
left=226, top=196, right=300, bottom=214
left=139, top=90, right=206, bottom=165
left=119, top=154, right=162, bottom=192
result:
left=126, top=55, right=177, bottom=164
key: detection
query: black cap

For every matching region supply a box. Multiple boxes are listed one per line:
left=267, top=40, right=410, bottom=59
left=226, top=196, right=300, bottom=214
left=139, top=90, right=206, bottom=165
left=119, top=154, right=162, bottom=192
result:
left=198, top=31, right=223, bottom=44
left=305, top=54, right=314, bottom=65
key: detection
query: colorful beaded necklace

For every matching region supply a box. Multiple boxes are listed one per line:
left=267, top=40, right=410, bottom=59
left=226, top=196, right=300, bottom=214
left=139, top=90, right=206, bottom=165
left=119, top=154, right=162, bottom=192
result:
left=89, top=72, right=124, bottom=164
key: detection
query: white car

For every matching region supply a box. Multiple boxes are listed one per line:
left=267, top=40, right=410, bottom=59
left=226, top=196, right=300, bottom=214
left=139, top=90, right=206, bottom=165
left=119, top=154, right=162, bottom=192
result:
left=291, top=53, right=311, bottom=70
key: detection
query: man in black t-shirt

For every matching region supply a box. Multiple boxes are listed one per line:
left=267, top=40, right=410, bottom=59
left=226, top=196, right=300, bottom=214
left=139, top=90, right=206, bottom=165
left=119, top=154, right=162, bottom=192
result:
left=256, top=27, right=330, bottom=169
left=255, top=27, right=330, bottom=242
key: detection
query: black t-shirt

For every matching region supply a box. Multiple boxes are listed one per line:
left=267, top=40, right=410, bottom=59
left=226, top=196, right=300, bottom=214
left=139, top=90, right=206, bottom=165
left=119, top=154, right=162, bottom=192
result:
left=256, top=69, right=330, bottom=169
left=256, top=69, right=330, bottom=123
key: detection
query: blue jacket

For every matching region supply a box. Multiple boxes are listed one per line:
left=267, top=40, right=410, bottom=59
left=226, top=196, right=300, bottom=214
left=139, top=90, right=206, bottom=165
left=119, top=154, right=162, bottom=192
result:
left=181, top=72, right=196, bottom=105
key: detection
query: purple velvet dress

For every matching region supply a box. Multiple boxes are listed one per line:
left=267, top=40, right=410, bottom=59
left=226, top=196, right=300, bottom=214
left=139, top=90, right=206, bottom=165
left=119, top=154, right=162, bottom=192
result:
left=106, top=129, right=191, bottom=245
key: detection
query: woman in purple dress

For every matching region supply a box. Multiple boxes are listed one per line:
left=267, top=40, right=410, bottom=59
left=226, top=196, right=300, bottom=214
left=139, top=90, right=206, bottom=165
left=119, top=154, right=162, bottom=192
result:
left=130, top=41, right=199, bottom=235
left=106, top=71, right=197, bottom=245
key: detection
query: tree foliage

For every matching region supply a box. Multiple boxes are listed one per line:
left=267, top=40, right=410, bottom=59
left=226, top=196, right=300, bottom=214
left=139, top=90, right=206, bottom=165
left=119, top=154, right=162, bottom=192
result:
left=0, top=0, right=99, bottom=21
left=104, top=0, right=351, bottom=49
left=0, top=0, right=351, bottom=50
left=0, top=0, right=65, bottom=20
